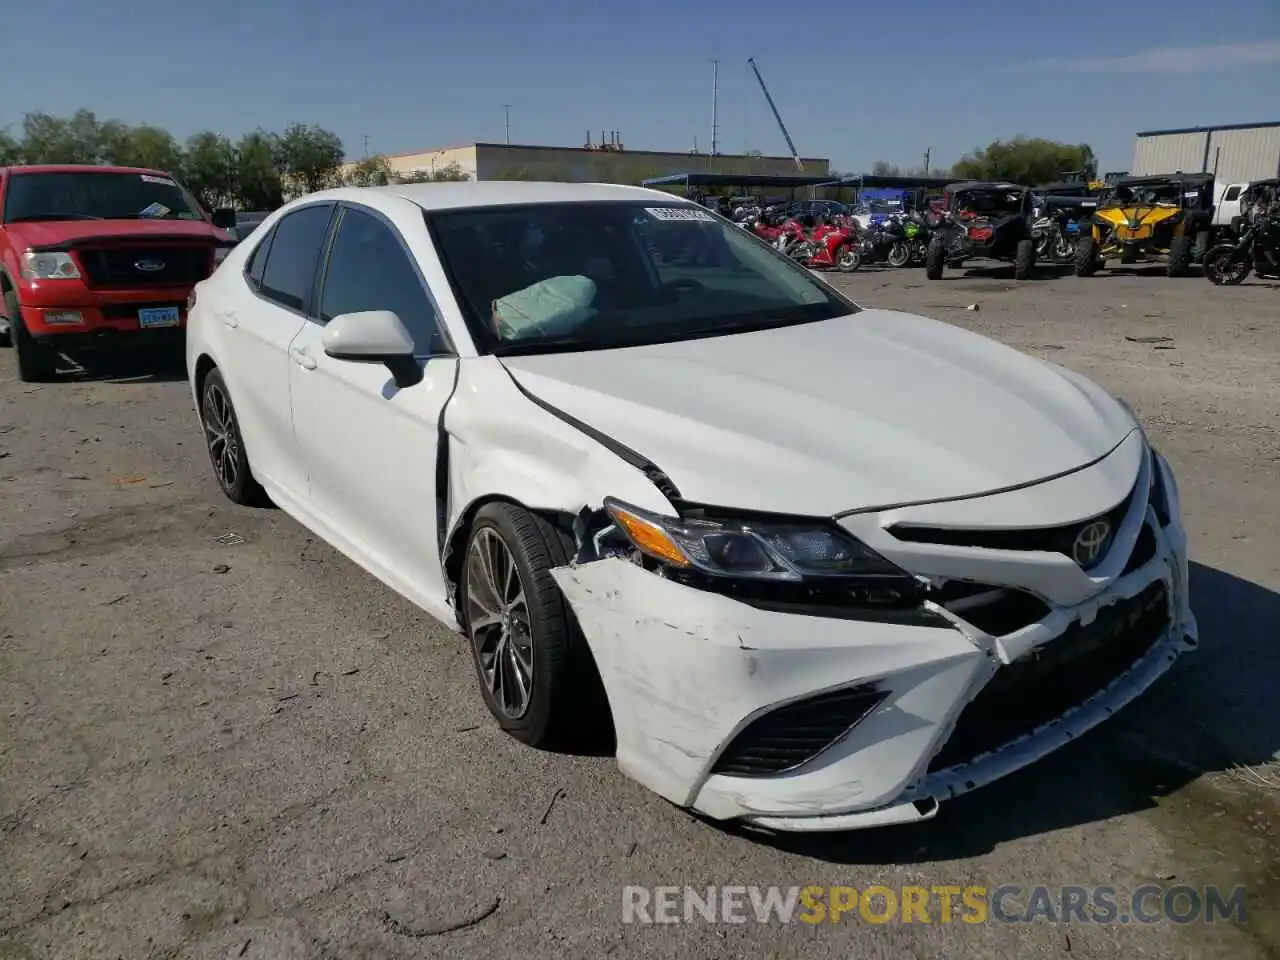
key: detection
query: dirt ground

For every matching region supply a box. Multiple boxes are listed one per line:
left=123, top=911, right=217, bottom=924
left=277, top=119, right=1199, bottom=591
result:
left=2, top=263, right=1278, bottom=960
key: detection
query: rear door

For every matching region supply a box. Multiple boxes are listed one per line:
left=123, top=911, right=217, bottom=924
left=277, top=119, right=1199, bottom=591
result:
left=219, top=201, right=335, bottom=500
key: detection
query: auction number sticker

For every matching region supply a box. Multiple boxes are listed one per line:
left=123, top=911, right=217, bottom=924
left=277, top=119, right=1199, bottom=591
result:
left=646, top=207, right=715, bottom=222
left=141, top=174, right=176, bottom=186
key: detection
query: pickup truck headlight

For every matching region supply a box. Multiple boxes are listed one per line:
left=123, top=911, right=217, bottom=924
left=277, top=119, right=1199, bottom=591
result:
left=603, top=498, right=904, bottom=582
left=21, top=250, right=80, bottom=280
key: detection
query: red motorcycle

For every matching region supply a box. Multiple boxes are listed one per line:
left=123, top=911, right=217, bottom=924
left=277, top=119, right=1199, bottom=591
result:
left=781, top=215, right=862, bottom=272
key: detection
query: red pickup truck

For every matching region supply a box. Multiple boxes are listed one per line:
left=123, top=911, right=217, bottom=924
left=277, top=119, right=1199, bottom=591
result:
left=0, top=164, right=238, bottom=381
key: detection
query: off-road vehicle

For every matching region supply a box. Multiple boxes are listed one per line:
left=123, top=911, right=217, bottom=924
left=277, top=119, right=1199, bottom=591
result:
left=925, top=181, right=1037, bottom=280
left=1073, top=173, right=1214, bottom=278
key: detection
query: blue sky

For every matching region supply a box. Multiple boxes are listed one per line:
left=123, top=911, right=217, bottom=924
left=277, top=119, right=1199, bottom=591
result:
left=5, top=0, right=1278, bottom=174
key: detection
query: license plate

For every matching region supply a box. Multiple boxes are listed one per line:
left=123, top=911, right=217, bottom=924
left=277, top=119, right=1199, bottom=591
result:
left=138, top=306, right=179, bottom=328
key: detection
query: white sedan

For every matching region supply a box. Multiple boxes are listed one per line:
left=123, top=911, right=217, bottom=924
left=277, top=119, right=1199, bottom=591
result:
left=185, top=182, right=1196, bottom=832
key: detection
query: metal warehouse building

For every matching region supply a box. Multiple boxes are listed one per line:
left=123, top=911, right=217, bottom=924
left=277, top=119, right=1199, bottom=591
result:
left=1130, top=121, right=1280, bottom=183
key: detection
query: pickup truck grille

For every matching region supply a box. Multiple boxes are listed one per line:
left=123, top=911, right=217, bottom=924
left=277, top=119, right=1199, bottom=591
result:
left=79, top=245, right=213, bottom=288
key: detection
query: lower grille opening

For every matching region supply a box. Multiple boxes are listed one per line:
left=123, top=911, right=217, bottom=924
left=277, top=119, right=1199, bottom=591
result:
left=932, top=581, right=1051, bottom=636
left=927, top=580, right=1169, bottom=773
left=711, top=685, right=887, bottom=778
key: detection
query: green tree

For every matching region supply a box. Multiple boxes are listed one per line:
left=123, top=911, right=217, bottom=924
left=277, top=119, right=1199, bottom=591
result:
left=276, top=122, right=345, bottom=194
left=950, top=137, right=1095, bottom=185
left=0, top=126, right=21, bottom=165
left=101, top=123, right=183, bottom=173
left=234, top=131, right=284, bottom=210
left=345, top=154, right=393, bottom=186
left=183, top=131, right=239, bottom=208
left=20, top=110, right=100, bottom=163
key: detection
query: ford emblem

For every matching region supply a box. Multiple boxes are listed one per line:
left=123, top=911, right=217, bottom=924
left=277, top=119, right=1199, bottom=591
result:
left=135, top=259, right=166, bottom=272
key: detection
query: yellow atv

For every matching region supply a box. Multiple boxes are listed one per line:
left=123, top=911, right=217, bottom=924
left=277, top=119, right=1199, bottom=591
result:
left=1073, top=173, right=1215, bottom=278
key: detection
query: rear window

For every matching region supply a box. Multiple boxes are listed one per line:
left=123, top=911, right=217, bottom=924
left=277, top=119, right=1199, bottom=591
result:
left=3, top=171, right=205, bottom=223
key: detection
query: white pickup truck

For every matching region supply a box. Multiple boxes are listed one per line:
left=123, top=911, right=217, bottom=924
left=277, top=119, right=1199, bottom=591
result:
left=1213, top=182, right=1251, bottom=234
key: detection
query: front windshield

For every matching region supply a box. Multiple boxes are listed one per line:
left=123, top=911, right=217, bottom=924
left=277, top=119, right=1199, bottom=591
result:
left=430, top=201, right=857, bottom=355
left=954, top=190, right=1022, bottom=216
left=2, top=171, right=205, bottom=223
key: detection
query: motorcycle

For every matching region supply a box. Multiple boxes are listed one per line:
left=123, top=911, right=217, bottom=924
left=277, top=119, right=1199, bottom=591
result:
left=1203, top=215, right=1280, bottom=284
left=779, top=216, right=862, bottom=271
left=1032, top=214, right=1074, bottom=262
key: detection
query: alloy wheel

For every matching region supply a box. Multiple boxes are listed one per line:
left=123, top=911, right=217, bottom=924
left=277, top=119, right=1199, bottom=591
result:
left=466, top=527, right=534, bottom=719
left=203, top=381, right=240, bottom=491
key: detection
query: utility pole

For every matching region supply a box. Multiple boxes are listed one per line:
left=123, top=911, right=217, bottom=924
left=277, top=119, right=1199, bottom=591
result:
left=710, top=59, right=720, bottom=158
left=501, top=104, right=511, bottom=145
left=362, top=135, right=369, bottom=159
left=923, top=147, right=931, bottom=175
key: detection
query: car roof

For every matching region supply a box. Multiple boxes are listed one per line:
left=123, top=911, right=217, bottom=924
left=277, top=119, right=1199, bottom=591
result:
left=3, top=163, right=174, bottom=177
left=302, top=181, right=679, bottom=212
left=948, top=180, right=1027, bottom=191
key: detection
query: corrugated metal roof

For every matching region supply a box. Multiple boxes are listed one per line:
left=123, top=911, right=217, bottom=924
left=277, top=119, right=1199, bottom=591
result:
left=1136, top=121, right=1280, bottom=137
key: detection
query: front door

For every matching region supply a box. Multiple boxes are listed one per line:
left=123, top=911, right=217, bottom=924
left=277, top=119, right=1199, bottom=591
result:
left=287, top=204, right=458, bottom=608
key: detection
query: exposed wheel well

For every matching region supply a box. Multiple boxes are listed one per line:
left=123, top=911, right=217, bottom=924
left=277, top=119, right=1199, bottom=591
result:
left=192, top=354, right=217, bottom=406
left=442, top=493, right=577, bottom=623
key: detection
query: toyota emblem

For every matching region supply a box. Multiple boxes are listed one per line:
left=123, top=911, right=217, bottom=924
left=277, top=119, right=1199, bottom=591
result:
left=134, top=259, right=166, bottom=272
left=1072, top=520, right=1112, bottom=567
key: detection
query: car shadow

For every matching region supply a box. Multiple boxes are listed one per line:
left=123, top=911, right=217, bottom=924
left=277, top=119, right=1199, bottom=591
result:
left=51, top=344, right=189, bottom=384
left=938, top=263, right=1071, bottom=281
left=718, top=561, right=1280, bottom=863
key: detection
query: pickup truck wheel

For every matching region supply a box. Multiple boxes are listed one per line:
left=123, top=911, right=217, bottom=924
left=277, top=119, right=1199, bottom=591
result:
left=200, top=368, right=266, bottom=505
left=7, top=292, right=58, bottom=382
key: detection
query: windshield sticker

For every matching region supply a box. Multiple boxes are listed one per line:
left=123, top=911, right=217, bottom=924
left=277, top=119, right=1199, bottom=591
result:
left=140, top=174, right=176, bottom=186
left=646, top=207, right=715, bottom=223
left=138, top=202, right=171, bottom=218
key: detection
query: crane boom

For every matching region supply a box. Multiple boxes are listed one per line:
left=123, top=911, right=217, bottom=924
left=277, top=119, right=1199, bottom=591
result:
left=747, top=57, right=804, bottom=171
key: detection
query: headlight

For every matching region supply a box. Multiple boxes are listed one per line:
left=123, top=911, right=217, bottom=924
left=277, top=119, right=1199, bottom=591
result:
left=21, top=250, right=80, bottom=280
left=603, top=498, right=904, bottom=582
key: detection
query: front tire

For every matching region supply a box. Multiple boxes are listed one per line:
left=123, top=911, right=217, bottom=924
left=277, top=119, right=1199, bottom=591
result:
left=835, top=242, right=862, bottom=272
left=1202, top=245, right=1251, bottom=285
left=200, top=368, right=266, bottom=505
left=1167, top=236, right=1192, bottom=277
left=1013, top=238, right=1036, bottom=280
left=461, top=503, right=603, bottom=748
left=886, top=241, right=911, bottom=268
left=1074, top=237, right=1100, bottom=276
left=7, top=289, right=58, bottom=382
left=925, top=237, right=946, bottom=279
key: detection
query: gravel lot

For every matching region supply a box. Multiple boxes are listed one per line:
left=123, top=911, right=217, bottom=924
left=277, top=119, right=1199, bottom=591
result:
left=2, top=264, right=1278, bottom=960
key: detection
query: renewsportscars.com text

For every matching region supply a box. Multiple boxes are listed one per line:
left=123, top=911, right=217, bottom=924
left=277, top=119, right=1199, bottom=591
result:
left=622, top=884, right=1247, bottom=926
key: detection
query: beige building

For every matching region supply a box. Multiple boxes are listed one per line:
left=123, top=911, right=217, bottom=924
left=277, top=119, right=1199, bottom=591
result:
left=343, top=142, right=830, bottom=185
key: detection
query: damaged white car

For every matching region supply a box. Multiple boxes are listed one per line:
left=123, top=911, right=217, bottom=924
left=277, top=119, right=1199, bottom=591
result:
left=186, top=182, right=1197, bottom=832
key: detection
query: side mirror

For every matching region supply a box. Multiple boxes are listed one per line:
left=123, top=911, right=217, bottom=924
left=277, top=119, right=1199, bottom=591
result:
left=322, top=310, right=423, bottom=389
left=210, top=208, right=238, bottom=230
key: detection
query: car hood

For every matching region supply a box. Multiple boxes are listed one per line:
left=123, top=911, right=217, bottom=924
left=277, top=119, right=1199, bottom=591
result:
left=500, top=309, right=1137, bottom=516
left=5, top=218, right=229, bottom=248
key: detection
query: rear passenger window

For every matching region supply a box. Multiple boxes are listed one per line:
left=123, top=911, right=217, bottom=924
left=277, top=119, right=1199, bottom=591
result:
left=245, top=227, right=275, bottom=288
left=259, top=204, right=333, bottom=312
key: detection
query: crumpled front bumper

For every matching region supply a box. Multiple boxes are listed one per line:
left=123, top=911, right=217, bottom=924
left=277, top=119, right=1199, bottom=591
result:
left=552, top=440, right=1196, bottom=831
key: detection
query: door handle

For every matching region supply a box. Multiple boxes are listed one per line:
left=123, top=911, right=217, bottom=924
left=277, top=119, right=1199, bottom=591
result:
left=217, top=308, right=238, bottom=328
left=290, top=347, right=317, bottom=370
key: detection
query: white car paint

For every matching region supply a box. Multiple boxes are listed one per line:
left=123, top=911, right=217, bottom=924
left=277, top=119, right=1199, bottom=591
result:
left=186, top=181, right=1196, bottom=832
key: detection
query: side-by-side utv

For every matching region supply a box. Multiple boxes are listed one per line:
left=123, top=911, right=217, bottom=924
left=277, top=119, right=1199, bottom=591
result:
left=1073, top=173, right=1214, bottom=278
left=926, top=182, right=1037, bottom=280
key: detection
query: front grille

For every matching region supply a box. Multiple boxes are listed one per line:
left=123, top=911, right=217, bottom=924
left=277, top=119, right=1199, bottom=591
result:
left=927, top=581, right=1169, bottom=773
left=889, top=479, right=1139, bottom=569
left=930, top=580, right=1051, bottom=636
left=711, top=685, right=887, bottom=778
left=79, top=245, right=212, bottom=287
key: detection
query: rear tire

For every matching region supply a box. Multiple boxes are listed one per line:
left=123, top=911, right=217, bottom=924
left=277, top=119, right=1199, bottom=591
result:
left=1202, top=245, right=1251, bottom=285
left=925, top=237, right=946, bottom=280
left=1167, top=236, right=1192, bottom=277
left=887, top=241, right=911, bottom=268
left=1073, top=237, right=1100, bottom=276
left=7, top=289, right=58, bottom=382
left=461, top=502, right=608, bottom=749
left=200, top=368, right=267, bottom=506
left=1013, top=238, right=1035, bottom=280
